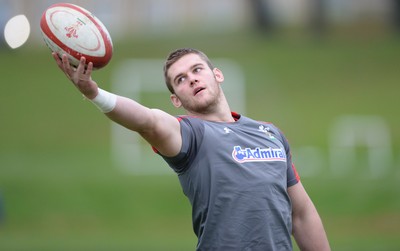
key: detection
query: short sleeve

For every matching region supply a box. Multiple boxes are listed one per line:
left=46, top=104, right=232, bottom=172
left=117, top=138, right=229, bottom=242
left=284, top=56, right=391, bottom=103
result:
left=158, top=117, right=204, bottom=174
left=273, top=126, right=300, bottom=187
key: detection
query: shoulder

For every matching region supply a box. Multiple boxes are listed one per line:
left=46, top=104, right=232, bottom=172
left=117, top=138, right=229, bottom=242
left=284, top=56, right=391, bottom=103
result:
left=176, top=115, right=204, bottom=128
left=244, top=116, right=290, bottom=145
left=176, top=115, right=206, bottom=138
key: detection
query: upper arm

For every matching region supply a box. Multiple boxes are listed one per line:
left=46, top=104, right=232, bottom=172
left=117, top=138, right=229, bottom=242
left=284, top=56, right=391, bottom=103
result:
left=105, top=96, right=182, bottom=157
left=288, top=182, right=331, bottom=250
left=288, top=181, right=314, bottom=217
left=139, top=108, right=182, bottom=157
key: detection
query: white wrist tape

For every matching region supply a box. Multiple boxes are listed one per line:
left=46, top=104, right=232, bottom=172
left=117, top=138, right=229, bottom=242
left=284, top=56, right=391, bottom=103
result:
left=89, top=88, right=117, bottom=113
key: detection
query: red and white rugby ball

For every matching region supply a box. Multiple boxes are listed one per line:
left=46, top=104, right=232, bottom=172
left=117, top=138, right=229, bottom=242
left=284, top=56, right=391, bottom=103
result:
left=40, top=3, right=113, bottom=69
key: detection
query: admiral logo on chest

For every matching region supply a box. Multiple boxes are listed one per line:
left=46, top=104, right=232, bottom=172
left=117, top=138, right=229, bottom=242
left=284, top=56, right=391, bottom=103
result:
left=232, top=146, right=286, bottom=163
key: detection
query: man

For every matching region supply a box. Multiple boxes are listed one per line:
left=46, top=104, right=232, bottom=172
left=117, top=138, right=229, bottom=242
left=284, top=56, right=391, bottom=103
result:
left=52, top=48, right=330, bottom=251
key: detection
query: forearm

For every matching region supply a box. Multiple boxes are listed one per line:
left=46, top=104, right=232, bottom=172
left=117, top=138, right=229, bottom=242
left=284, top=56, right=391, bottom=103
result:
left=89, top=88, right=181, bottom=157
left=105, top=95, right=155, bottom=132
left=89, top=88, right=155, bottom=132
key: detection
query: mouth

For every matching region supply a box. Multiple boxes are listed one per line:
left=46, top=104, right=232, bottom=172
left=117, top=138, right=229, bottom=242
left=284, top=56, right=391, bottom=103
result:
left=194, top=87, right=205, bottom=96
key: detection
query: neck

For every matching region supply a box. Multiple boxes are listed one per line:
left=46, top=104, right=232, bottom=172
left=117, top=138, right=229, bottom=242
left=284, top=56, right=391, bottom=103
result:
left=188, top=110, right=235, bottom=123
left=186, top=97, right=235, bottom=123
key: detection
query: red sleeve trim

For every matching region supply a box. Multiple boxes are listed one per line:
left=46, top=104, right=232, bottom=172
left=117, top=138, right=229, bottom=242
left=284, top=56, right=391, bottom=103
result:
left=292, top=163, right=300, bottom=181
left=231, top=112, right=241, bottom=121
left=151, top=146, right=159, bottom=153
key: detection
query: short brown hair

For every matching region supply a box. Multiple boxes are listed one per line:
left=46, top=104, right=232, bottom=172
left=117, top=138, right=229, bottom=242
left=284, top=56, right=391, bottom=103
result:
left=163, top=48, right=214, bottom=94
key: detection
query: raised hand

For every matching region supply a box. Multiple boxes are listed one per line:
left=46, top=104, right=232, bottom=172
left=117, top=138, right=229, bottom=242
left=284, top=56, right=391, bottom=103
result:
left=52, top=52, right=99, bottom=99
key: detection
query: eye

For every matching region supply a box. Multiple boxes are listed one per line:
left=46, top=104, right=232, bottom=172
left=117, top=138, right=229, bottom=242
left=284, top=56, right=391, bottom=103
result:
left=193, top=67, right=202, bottom=73
left=177, top=76, right=186, bottom=84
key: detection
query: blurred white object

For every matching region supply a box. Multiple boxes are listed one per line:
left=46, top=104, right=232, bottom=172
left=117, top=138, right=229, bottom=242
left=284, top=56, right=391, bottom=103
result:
left=4, top=14, right=30, bottom=49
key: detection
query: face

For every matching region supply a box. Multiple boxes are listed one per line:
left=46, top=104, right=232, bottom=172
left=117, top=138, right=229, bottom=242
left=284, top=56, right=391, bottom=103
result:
left=168, top=53, right=224, bottom=114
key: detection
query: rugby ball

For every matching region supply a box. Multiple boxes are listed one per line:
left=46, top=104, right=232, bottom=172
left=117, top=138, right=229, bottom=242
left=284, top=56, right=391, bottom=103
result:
left=40, top=3, right=113, bottom=69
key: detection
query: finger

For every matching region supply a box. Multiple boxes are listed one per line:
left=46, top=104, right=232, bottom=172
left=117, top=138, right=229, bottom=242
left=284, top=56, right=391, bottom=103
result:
left=76, top=56, right=87, bottom=76
left=56, top=54, right=76, bottom=81
left=52, top=53, right=71, bottom=79
left=52, top=52, right=66, bottom=71
left=85, top=61, right=93, bottom=76
left=52, top=52, right=61, bottom=64
left=61, top=54, right=71, bottom=70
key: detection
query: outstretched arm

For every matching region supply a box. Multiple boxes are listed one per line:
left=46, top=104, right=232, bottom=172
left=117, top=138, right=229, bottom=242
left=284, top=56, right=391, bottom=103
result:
left=288, top=181, right=331, bottom=251
left=53, top=53, right=182, bottom=157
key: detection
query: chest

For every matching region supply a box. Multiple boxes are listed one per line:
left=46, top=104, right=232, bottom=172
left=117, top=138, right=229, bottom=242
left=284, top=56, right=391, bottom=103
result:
left=189, top=123, right=288, bottom=184
left=201, top=122, right=286, bottom=159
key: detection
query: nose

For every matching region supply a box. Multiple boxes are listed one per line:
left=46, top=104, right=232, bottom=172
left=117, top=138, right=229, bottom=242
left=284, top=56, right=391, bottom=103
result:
left=190, top=78, right=199, bottom=86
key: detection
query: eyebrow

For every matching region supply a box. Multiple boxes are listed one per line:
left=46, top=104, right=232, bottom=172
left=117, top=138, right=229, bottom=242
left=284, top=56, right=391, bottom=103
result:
left=173, top=63, right=203, bottom=84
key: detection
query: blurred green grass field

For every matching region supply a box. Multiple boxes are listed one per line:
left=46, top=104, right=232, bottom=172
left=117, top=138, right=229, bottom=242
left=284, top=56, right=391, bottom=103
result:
left=0, top=32, right=399, bottom=250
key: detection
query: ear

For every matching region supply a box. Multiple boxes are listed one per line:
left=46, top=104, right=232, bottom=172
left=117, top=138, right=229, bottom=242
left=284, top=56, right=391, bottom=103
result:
left=170, top=93, right=182, bottom=108
left=213, top=68, right=224, bottom=83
